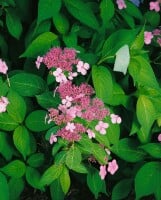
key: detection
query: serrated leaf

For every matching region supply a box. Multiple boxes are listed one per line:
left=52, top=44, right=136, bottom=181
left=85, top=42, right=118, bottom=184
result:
left=7, top=90, right=26, bottom=123
left=112, top=179, right=132, bottom=200
left=0, top=172, right=9, bottom=200
left=100, top=0, right=114, bottom=26
left=131, top=26, right=145, bottom=50
left=64, top=0, right=99, bottom=30
left=114, top=45, right=130, bottom=75
left=92, top=65, right=113, bottom=103
left=112, top=138, right=146, bottom=162
left=135, top=162, right=161, bottom=200
left=0, top=113, right=18, bottom=131
left=10, top=73, right=47, bottom=97
left=6, top=8, right=22, bottom=39
left=40, top=164, right=63, bottom=186
left=25, top=110, right=54, bottom=132
left=1, top=160, right=26, bottom=178
left=27, top=153, right=45, bottom=167
left=13, top=125, right=30, bottom=159
left=8, top=178, right=24, bottom=200
left=60, top=166, right=70, bottom=194
left=20, top=32, right=58, bottom=58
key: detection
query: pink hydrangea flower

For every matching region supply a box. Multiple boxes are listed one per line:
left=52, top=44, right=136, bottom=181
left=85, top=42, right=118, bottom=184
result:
left=0, top=59, right=8, bottom=74
left=110, top=114, right=122, bottom=124
left=65, top=122, right=76, bottom=132
left=149, top=1, right=160, bottom=12
left=95, top=121, right=109, bottom=135
left=0, top=96, right=9, bottom=113
left=76, top=61, right=90, bottom=75
left=49, top=134, right=57, bottom=144
left=68, top=72, right=78, bottom=80
left=158, top=133, right=161, bottom=142
left=87, top=129, right=95, bottom=139
left=116, top=0, right=127, bottom=9
left=107, top=159, right=119, bottom=175
left=62, top=96, right=73, bottom=108
left=144, top=31, right=154, bottom=45
left=35, top=56, right=43, bottom=69
left=53, top=68, right=67, bottom=83
left=99, top=165, right=107, bottom=180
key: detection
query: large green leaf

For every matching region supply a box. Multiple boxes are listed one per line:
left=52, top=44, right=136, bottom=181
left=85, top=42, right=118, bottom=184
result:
left=0, top=113, right=18, bottom=131
left=10, top=73, right=47, bottom=97
left=50, top=178, right=65, bottom=200
left=13, top=125, right=30, bottom=159
left=0, top=172, right=9, bottom=200
left=135, top=162, right=161, bottom=200
left=6, top=8, right=23, bottom=39
left=112, top=138, right=146, bottom=162
left=64, top=0, right=99, bottom=30
left=87, top=167, right=107, bottom=199
left=7, top=90, right=26, bottom=123
left=140, top=143, right=161, bottom=159
left=20, top=32, right=58, bottom=58
left=27, top=153, right=45, bottom=167
left=8, top=178, right=24, bottom=200
left=112, top=179, right=132, bottom=200
left=60, top=166, right=70, bottom=194
left=92, top=65, right=113, bottom=103
left=25, top=110, right=54, bottom=132
left=136, top=95, right=156, bottom=143
left=40, top=164, right=63, bottom=186
left=1, top=160, right=26, bottom=178
left=0, top=131, right=13, bottom=161
left=100, top=0, right=114, bottom=26
left=37, top=0, right=62, bottom=24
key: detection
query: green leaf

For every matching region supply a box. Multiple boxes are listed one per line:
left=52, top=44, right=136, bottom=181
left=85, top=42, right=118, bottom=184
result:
left=36, top=92, right=60, bottom=109
left=0, top=172, right=9, bottom=200
left=131, top=26, right=145, bottom=50
left=7, top=90, right=26, bottom=123
left=126, top=1, right=142, bottom=20
left=50, top=178, right=65, bottom=200
left=25, top=110, right=54, bottom=132
left=101, top=29, right=137, bottom=62
left=6, top=8, right=23, bottom=39
left=1, top=160, right=26, bottom=178
left=144, top=11, right=160, bottom=27
left=128, top=56, right=159, bottom=89
left=100, top=0, right=114, bottom=26
left=135, top=162, right=161, bottom=200
left=26, top=167, right=43, bottom=190
left=119, top=10, right=135, bottom=28
left=107, top=123, right=120, bottom=145
left=92, top=65, right=113, bottom=104
left=13, top=126, right=30, bottom=159
left=0, top=131, right=13, bottom=161
left=27, top=153, right=45, bottom=167
left=140, top=143, right=161, bottom=159
left=20, top=32, right=58, bottom=58
left=87, top=167, right=107, bottom=199
left=8, top=178, right=24, bottom=200
left=0, top=113, right=18, bottom=131
left=64, top=0, right=99, bottom=30
left=60, top=166, right=70, bottom=194
left=53, top=12, right=70, bottom=35
left=65, top=145, right=82, bottom=170
left=40, top=164, right=63, bottom=186
left=114, top=45, right=130, bottom=75
left=92, top=143, right=107, bottom=164
left=37, top=0, right=62, bottom=24
left=112, top=179, right=132, bottom=200
left=136, top=95, right=156, bottom=143
left=112, top=138, right=146, bottom=162
left=10, top=73, right=47, bottom=97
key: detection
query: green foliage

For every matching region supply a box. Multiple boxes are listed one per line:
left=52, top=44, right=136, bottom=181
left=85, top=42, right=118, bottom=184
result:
left=0, top=172, right=9, bottom=200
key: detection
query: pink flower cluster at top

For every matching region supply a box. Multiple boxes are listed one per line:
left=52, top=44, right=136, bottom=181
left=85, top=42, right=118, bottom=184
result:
left=36, top=47, right=90, bottom=83
left=144, top=29, right=161, bottom=46
left=99, top=159, right=119, bottom=180
left=0, top=59, right=8, bottom=75
left=47, top=80, right=113, bottom=142
left=0, top=96, right=9, bottom=113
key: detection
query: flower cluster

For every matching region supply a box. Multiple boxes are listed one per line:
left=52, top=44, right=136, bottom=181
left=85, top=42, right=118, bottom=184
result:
left=0, top=96, right=9, bottom=113
left=37, top=47, right=122, bottom=180
left=36, top=47, right=90, bottom=83
left=144, top=29, right=161, bottom=46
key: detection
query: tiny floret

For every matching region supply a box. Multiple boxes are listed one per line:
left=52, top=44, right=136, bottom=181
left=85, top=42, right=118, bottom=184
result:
left=107, top=159, right=119, bottom=175
left=149, top=1, right=160, bottom=12
left=76, top=61, right=90, bottom=75
left=0, top=96, right=9, bottom=113
left=144, top=31, right=153, bottom=45
left=99, top=165, right=107, bottom=180
left=116, top=0, right=127, bottom=9
left=95, top=121, right=109, bottom=135
left=0, top=59, right=8, bottom=74
left=87, top=129, right=95, bottom=139
left=110, top=114, right=122, bottom=124
left=35, top=56, right=43, bottom=69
